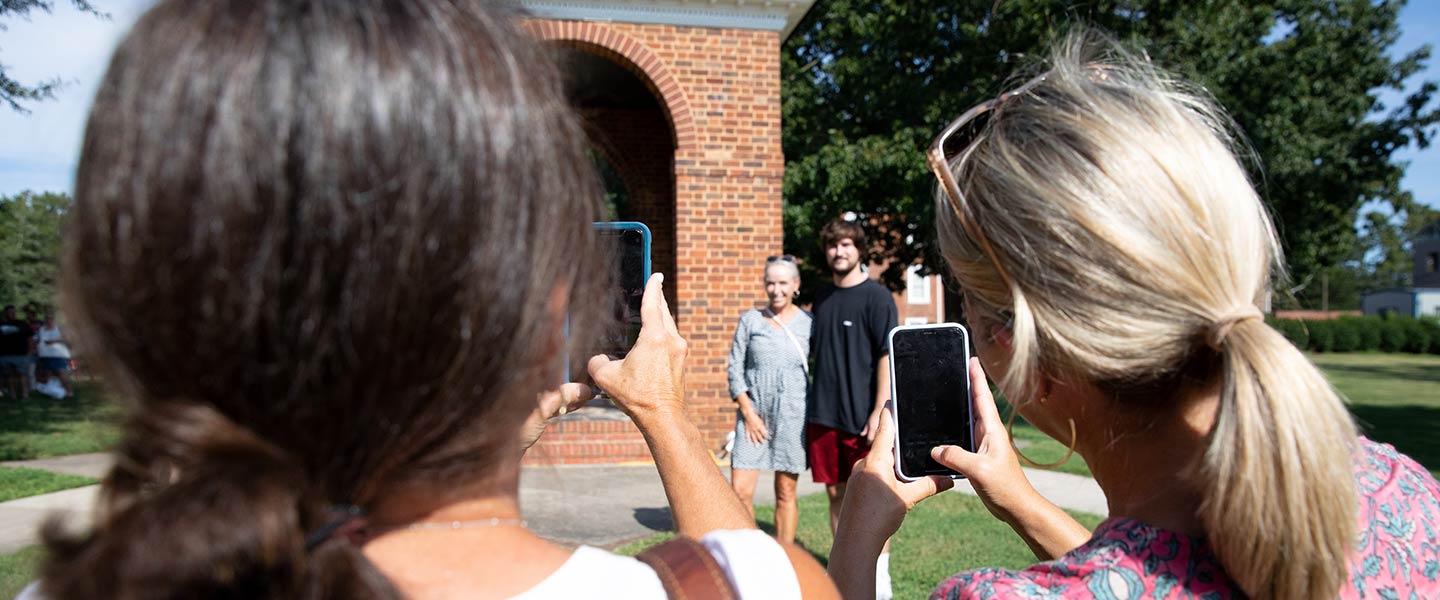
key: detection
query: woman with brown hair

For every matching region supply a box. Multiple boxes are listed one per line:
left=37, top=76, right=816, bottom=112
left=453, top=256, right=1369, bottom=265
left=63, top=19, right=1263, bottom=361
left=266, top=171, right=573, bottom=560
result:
left=830, top=31, right=1439, bottom=599
left=27, top=1, right=835, bottom=598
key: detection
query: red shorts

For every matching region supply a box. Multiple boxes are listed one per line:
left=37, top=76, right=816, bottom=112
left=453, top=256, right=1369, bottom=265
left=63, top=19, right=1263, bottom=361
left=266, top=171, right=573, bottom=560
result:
left=806, top=422, right=870, bottom=484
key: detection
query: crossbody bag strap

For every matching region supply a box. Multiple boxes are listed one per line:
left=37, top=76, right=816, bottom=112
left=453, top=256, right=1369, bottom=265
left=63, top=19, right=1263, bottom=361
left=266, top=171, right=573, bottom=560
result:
left=637, top=537, right=740, bottom=600
left=763, top=309, right=808, bottom=375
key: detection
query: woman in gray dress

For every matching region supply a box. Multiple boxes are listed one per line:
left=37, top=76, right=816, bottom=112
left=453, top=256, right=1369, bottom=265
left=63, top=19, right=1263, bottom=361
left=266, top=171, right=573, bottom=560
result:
left=727, top=255, right=811, bottom=543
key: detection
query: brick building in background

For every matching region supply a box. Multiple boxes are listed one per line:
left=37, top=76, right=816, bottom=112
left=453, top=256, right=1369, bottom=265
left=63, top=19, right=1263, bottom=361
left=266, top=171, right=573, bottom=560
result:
left=520, top=0, right=816, bottom=464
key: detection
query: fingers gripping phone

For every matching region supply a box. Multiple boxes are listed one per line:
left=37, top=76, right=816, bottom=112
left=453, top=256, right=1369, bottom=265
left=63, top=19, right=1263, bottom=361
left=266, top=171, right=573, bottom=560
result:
left=565, top=222, right=651, bottom=392
left=888, top=323, right=974, bottom=481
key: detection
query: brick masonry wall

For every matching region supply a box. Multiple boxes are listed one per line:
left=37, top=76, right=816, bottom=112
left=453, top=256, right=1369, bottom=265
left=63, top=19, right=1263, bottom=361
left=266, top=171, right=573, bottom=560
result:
left=523, top=20, right=783, bottom=464
left=581, top=106, right=679, bottom=310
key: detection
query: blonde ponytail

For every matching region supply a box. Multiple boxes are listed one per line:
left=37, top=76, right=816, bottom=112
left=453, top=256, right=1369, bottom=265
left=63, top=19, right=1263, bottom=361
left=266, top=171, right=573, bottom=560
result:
left=935, top=29, right=1358, bottom=599
left=1203, top=317, right=1356, bottom=598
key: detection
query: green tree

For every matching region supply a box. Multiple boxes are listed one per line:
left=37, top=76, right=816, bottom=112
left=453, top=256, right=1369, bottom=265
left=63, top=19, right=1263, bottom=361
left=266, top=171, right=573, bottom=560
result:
left=0, top=191, right=70, bottom=308
left=1288, top=196, right=1440, bottom=310
left=1, top=0, right=107, bottom=112
left=782, top=0, right=1439, bottom=294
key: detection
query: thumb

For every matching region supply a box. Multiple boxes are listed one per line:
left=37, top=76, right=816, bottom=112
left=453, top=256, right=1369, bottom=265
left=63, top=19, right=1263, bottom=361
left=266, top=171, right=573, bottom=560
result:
left=559, top=382, right=594, bottom=412
left=588, top=354, right=617, bottom=388
left=869, top=406, right=896, bottom=461
left=931, top=444, right=977, bottom=475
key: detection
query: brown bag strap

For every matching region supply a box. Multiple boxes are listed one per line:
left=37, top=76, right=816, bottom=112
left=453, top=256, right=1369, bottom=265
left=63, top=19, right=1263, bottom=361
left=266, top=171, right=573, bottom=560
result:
left=636, top=537, right=740, bottom=600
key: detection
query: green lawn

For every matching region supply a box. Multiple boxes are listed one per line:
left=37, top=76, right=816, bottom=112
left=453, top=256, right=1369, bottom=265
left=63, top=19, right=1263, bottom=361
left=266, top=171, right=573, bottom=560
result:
left=0, top=381, right=120, bottom=461
left=0, top=546, right=42, bottom=599
left=1310, top=352, right=1440, bottom=477
left=0, top=467, right=94, bottom=503
left=617, top=492, right=1104, bottom=599
left=991, top=351, right=1440, bottom=479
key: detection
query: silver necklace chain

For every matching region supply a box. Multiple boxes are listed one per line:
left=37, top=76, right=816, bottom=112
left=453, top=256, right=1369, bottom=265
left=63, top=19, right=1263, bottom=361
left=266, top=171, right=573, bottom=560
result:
left=399, top=517, right=528, bottom=531
left=397, top=515, right=527, bottom=529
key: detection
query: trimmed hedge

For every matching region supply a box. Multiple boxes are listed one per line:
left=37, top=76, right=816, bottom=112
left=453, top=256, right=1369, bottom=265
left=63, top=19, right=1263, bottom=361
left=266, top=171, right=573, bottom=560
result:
left=1267, top=315, right=1440, bottom=354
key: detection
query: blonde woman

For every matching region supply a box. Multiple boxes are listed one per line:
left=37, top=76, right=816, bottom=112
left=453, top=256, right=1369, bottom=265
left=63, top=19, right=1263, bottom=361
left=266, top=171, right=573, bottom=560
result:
left=830, top=32, right=1440, bottom=599
left=727, top=255, right=811, bottom=543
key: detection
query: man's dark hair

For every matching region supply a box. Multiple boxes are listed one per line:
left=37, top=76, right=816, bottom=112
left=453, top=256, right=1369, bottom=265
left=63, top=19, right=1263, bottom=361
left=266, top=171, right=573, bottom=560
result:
left=45, top=1, right=611, bottom=597
left=2, top=305, right=13, bottom=313
left=820, top=219, right=867, bottom=251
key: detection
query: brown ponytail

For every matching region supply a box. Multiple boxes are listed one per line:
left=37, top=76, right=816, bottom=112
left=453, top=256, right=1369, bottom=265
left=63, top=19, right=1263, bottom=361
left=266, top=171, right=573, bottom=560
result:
left=40, top=403, right=398, bottom=599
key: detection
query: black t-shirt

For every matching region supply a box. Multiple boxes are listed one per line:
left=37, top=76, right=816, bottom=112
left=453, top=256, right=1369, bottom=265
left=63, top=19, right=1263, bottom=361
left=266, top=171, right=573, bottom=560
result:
left=806, top=279, right=899, bottom=435
left=0, top=319, right=32, bottom=357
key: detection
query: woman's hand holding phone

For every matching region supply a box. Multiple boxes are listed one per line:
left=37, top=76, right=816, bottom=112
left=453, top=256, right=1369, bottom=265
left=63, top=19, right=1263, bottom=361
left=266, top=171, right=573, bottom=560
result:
left=589, top=273, right=688, bottom=423
left=834, top=358, right=1046, bottom=550
left=837, top=407, right=956, bottom=543
left=829, top=405, right=955, bottom=598
left=930, top=358, right=1090, bottom=560
left=928, top=357, right=1040, bottom=523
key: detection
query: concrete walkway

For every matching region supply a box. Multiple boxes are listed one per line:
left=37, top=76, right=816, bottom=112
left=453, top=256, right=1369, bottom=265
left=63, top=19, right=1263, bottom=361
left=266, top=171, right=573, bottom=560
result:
left=0, top=454, right=1106, bottom=554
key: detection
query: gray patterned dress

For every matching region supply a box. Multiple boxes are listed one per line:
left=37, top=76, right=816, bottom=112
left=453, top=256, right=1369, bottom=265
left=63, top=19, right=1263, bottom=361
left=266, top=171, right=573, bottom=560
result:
left=727, top=308, right=811, bottom=473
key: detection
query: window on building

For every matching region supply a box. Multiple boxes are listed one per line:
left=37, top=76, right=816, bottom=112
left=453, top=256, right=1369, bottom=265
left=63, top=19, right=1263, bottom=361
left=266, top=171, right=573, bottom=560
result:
left=905, top=317, right=929, bottom=325
left=906, top=265, right=931, bottom=305
left=1428, top=253, right=1438, bottom=273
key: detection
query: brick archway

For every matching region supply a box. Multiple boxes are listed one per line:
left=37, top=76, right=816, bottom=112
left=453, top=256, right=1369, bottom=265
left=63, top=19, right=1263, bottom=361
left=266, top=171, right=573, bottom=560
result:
left=521, top=13, right=791, bottom=464
left=524, top=21, right=695, bottom=152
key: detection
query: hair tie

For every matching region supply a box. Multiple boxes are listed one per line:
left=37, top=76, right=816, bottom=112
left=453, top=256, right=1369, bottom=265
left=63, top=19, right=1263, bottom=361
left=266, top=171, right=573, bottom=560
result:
left=1206, top=305, right=1263, bottom=351
left=305, top=505, right=368, bottom=551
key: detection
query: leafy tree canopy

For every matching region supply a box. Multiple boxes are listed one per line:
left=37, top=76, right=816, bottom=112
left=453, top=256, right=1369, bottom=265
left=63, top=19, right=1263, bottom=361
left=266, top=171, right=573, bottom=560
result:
left=0, top=190, right=69, bottom=310
left=1, top=0, right=107, bottom=112
left=782, top=0, right=1439, bottom=297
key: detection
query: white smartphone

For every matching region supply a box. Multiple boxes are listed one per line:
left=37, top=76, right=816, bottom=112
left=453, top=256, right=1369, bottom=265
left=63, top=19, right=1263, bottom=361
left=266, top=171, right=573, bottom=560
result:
left=887, top=323, right=974, bottom=481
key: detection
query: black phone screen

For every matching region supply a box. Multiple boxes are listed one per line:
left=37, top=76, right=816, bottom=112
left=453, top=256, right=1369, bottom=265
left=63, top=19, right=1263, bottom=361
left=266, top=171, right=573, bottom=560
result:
left=568, top=225, right=649, bottom=388
left=607, top=227, right=647, bottom=343
left=891, top=325, right=973, bottom=478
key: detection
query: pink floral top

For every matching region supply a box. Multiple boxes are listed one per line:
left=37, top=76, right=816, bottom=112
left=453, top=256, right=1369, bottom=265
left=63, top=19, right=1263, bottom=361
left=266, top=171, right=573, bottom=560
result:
left=932, top=439, right=1440, bottom=599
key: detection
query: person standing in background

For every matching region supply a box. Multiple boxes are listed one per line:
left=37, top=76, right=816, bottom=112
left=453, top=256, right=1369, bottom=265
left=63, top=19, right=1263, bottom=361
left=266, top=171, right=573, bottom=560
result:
left=23, top=305, right=41, bottom=390
left=0, top=305, right=33, bottom=400
left=727, top=255, right=811, bottom=543
left=805, top=219, right=898, bottom=599
left=35, top=311, right=72, bottom=398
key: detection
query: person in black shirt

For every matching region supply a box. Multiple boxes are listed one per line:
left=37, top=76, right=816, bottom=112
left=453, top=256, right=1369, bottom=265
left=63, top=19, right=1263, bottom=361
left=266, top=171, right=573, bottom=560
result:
left=0, top=305, right=34, bottom=400
left=805, top=219, right=899, bottom=599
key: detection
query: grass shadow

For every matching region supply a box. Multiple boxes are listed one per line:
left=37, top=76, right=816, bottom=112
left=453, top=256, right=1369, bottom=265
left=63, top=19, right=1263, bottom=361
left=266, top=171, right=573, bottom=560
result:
left=1348, top=403, right=1440, bottom=477
left=1319, top=363, right=1440, bottom=384
left=755, top=512, right=828, bottom=567
left=0, top=381, right=120, bottom=461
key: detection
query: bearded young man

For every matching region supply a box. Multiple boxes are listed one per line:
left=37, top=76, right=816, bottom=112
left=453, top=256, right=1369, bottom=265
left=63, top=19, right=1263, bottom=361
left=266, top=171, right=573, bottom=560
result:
left=805, top=219, right=899, bottom=599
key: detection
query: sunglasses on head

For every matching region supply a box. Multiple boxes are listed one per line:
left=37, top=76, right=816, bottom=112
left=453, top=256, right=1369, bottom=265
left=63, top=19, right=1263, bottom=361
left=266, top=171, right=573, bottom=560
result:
left=767, top=254, right=797, bottom=264
left=927, top=72, right=1048, bottom=291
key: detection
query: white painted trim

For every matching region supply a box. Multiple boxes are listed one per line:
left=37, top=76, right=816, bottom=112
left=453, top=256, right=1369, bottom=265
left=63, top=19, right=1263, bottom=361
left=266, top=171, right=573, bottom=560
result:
left=516, top=0, right=816, bottom=37
left=906, top=265, right=931, bottom=305
left=935, top=274, right=944, bottom=323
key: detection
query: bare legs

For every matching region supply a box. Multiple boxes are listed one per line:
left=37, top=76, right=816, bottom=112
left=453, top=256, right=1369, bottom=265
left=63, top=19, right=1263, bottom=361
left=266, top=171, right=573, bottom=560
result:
left=825, top=482, right=846, bottom=534
left=731, top=468, right=759, bottom=519
left=731, top=468, right=801, bottom=544
left=774, top=471, right=799, bottom=543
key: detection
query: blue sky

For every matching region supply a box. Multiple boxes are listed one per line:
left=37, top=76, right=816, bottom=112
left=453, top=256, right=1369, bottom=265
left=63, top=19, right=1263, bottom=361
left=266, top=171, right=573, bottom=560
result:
left=0, top=1, right=1437, bottom=208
